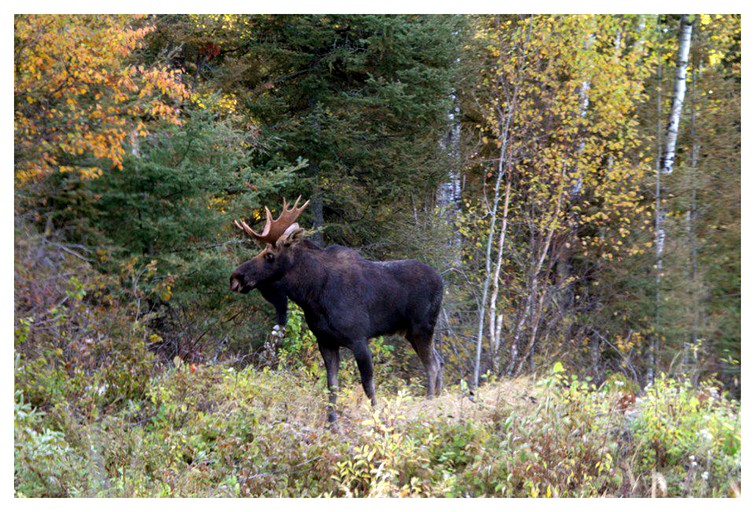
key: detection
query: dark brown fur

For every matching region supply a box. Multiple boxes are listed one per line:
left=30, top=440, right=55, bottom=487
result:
left=230, top=229, right=443, bottom=423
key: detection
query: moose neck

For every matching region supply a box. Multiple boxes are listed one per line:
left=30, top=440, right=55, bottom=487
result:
left=280, top=242, right=326, bottom=310
left=258, top=281, right=288, bottom=326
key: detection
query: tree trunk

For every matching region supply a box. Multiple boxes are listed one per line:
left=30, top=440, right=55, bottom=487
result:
left=309, top=167, right=325, bottom=246
left=438, top=90, right=464, bottom=264
left=488, top=178, right=512, bottom=373
left=649, top=15, right=694, bottom=385
left=660, top=15, right=694, bottom=176
left=472, top=113, right=511, bottom=391
left=307, top=98, right=325, bottom=246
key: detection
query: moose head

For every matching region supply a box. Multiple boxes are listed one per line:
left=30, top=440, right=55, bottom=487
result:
left=229, top=196, right=309, bottom=294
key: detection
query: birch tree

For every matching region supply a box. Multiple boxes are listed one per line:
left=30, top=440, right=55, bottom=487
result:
left=649, top=15, right=694, bottom=384
left=471, top=15, right=531, bottom=390
left=470, top=15, right=651, bottom=382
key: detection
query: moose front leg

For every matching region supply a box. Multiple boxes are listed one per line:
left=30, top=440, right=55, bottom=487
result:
left=319, top=344, right=341, bottom=424
left=352, top=341, right=377, bottom=407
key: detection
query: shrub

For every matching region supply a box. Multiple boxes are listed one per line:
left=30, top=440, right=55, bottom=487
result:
left=629, top=375, right=740, bottom=496
left=14, top=390, right=85, bottom=497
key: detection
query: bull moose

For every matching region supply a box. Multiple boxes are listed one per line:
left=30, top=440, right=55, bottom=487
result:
left=229, top=198, right=443, bottom=423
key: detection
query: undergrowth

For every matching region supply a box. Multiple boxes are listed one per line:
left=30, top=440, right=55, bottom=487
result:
left=14, top=226, right=741, bottom=498
left=15, top=358, right=741, bottom=497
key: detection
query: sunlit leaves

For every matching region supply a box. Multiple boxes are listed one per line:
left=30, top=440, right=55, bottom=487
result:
left=475, top=15, right=652, bottom=259
left=14, top=15, right=190, bottom=184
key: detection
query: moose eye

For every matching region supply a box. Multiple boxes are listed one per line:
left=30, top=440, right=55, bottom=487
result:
left=265, top=252, right=275, bottom=262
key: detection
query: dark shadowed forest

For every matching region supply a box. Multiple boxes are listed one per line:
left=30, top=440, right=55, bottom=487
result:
left=14, top=14, right=740, bottom=497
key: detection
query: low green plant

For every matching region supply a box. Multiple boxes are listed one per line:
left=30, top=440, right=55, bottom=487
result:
left=629, top=374, right=740, bottom=496
left=14, top=346, right=741, bottom=498
left=277, top=304, right=320, bottom=374
left=14, top=390, right=83, bottom=497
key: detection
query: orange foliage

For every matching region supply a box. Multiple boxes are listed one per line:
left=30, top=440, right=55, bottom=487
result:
left=14, top=15, right=190, bottom=183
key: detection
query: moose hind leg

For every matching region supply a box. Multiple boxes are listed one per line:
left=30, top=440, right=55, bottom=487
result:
left=408, top=329, right=442, bottom=397
left=319, top=344, right=341, bottom=424
left=433, top=346, right=443, bottom=393
left=352, top=341, right=377, bottom=407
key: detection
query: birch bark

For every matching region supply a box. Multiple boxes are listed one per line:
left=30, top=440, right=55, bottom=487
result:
left=649, top=15, right=694, bottom=384
left=660, top=16, right=694, bottom=175
left=488, top=177, right=511, bottom=372
left=472, top=104, right=512, bottom=391
left=472, top=17, right=531, bottom=391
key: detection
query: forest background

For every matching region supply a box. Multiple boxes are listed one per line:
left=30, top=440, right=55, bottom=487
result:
left=13, top=13, right=741, bottom=498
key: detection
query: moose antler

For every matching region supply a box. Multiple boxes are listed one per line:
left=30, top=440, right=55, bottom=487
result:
left=234, top=196, right=310, bottom=244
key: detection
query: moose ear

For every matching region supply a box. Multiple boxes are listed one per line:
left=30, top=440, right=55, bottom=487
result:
left=278, top=224, right=305, bottom=248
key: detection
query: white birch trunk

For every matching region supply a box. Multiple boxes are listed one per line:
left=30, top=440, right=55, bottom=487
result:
left=488, top=178, right=511, bottom=370
left=660, top=15, right=694, bottom=175
left=473, top=111, right=512, bottom=391
left=472, top=17, right=532, bottom=390
left=570, top=32, right=594, bottom=198
left=438, top=90, right=464, bottom=264
left=650, top=15, right=694, bottom=385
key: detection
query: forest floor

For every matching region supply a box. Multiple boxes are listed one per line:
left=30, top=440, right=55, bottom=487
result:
left=15, top=356, right=741, bottom=498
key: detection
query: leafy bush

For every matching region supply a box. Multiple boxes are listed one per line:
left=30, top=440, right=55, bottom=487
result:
left=15, top=233, right=158, bottom=415
left=629, top=375, right=740, bottom=496
left=17, top=234, right=734, bottom=501
left=14, top=390, right=84, bottom=497
left=275, top=304, right=320, bottom=373
left=15, top=323, right=741, bottom=498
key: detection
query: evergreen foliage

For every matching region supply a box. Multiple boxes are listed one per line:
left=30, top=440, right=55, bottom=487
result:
left=150, top=14, right=463, bottom=251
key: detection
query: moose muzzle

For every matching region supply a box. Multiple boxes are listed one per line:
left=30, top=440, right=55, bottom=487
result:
left=230, top=276, right=253, bottom=294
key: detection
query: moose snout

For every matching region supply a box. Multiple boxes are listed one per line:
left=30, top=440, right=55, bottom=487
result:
left=230, top=275, right=252, bottom=294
